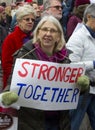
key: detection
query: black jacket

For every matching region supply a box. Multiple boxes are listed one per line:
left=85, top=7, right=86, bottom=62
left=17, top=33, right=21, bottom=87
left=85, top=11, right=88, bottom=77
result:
left=9, top=40, right=71, bottom=130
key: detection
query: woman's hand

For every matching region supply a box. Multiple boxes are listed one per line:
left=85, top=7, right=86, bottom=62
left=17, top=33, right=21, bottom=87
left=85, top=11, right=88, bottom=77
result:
left=76, top=75, right=90, bottom=93
left=1, top=91, right=18, bottom=106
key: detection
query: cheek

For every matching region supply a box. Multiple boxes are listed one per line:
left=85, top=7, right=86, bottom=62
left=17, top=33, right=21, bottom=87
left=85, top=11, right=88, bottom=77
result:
left=54, top=34, right=60, bottom=40
left=21, top=24, right=25, bottom=28
left=19, top=21, right=25, bottom=28
left=38, top=31, right=44, bottom=39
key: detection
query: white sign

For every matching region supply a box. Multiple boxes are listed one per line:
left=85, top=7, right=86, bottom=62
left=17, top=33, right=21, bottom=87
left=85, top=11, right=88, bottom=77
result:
left=0, top=110, right=18, bottom=130
left=7, top=117, right=18, bottom=130
left=10, top=58, right=85, bottom=110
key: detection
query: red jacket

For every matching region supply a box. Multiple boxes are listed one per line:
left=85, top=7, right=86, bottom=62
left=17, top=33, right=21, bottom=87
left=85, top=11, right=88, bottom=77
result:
left=25, top=0, right=32, bottom=3
left=1, top=26, right=30, bottom=89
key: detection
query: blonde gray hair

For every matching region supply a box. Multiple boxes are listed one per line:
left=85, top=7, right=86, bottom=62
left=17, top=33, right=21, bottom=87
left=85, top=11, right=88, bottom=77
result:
left=83, top=3, right=95, bottom=23
left=16, top=4, right=36, bottom=21
left=33, top=15, right=66, bottom=52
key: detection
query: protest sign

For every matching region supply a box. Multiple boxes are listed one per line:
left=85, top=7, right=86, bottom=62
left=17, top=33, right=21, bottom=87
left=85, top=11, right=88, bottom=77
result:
left=10, top=58, right=85, bottom=110
left=0, top=108, right=18, bottom=130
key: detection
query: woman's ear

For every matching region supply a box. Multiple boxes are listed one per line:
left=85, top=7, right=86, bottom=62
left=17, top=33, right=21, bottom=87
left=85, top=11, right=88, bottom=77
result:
left=87, top=14, right=92, bottom=20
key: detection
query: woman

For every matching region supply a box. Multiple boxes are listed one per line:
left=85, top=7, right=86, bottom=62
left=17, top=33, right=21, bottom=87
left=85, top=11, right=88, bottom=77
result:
left=3, top=15, right=71, bottom=130
left=1, top=4, right=36, bottom=90
left=1, top=14, right=90, bottom=130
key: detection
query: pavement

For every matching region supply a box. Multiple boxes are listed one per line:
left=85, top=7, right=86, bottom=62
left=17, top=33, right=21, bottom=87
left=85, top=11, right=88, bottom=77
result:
left=79, top=113, right=92, bottom=130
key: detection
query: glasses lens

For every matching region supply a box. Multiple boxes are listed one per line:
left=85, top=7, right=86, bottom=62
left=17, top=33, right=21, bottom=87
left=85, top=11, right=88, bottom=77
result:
left=55, top=6, right=63, bottom=10
left=40, top=27, right=58, bottom=33
left=49, top=6, right=63, bottom=10
left=23, top=18, right=35, bottom=22
left=91, top=15, right=95, bottom=18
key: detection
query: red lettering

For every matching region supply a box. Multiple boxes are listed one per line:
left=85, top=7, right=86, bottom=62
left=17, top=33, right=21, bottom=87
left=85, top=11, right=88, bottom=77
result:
left=64, top=67, right=72, bottom=82
left=75, top=68, right=84, bottom=81
left=31, top=63, right=40, bottom=77
left=18, top=62, right=30, bottom=77
left=47, top=66, right=57, bottom=81
left=55, top=67, right=63, bottom=81
left=69, top=68, right=78, bottom=83
left=18, top=61, right=84, bottom=84
left=38, top=64, right=48, bottom=80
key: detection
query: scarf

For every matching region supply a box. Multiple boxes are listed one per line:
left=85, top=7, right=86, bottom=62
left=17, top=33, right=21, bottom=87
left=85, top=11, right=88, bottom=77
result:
left=34, top=43, right=67, bottom=63
left=85, top=25, right=95, bottom=38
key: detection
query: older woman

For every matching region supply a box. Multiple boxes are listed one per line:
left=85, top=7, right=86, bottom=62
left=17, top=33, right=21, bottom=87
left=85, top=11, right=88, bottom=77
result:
left=0, top=14, right=91, bottom=130
left=2, top=15, right=71, bottom=130
left=1, top=4, right=36, bottom=90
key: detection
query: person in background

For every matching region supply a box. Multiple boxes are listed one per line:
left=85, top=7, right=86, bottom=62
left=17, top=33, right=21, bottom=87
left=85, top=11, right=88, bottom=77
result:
left=0, top=5, right=8, bottom=91
left=11, top=2, right=16, bottom=12
left=3, top=15, right=71, bottom=130
left=5, top=5, right=12, bottom=28
left=11, top=1, right=24, bottom=18
left=43, top=0, right=62, bottom=21
left=0, top=4, right=10, bottom=33
left=0, top=5, right=8, bottom=46
left=62, top=0, right=75, bottom=36
left=10, top=0, right=25, bottom=32
left=66, top=0, right=90, bottom=40
left=66, top=3, right=95, bottom=130
left=30, top=0, right=64, bottom=37
left=1, top=4, right=36, bottom=90
left=39, top=4, right=44, bottom=14
left=42, top=0, right=67, bottom=40
left=30, top=1, right=41, bottom=31
left=0, top=2, right=6, bottom=8
left=31, top=1, right=41, bottom=18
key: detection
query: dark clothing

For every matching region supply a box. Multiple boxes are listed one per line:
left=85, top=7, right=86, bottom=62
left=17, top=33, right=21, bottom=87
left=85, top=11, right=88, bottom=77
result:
left=0, top=23, right=9, bottom=91
left=0, top=19, right=10, bottom=34
left=66, top=15, right=81, bottom=39
left=0, top=25, right=8, bottom=58
left=11, top=40, right=71, bottom=130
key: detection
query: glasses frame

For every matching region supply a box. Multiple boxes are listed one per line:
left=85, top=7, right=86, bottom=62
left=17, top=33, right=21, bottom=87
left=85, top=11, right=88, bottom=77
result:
left=39, top=27, right=59, bottom=34
left=23, top=18, right=35, bottom=23
left=48, top=5, right=63, bottom=10
left=91, top=15, right=95, bottom=18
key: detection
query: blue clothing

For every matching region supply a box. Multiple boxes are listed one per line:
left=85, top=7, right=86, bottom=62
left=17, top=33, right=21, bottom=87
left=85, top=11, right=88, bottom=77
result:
left=85, top=25, right=95, bottom=38
left=70, top=94, right=95, bottom=130
left=10, top=14, right=17, bottom=32
left=62, top=0, right=75, bottom=34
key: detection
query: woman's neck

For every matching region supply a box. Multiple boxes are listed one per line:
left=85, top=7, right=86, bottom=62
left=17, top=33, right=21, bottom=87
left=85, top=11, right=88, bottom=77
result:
left=41, top=46, right=54, bottom=56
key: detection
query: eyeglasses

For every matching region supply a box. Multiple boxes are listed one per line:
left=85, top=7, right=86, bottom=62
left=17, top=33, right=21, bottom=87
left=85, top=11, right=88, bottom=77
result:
left=23, top=18, right=35, bottom=22
left=49, top=5, right=63, bottom=10
left=91, top=15, right=95, bottom=18
left=39, top=27, right=58, bottom=34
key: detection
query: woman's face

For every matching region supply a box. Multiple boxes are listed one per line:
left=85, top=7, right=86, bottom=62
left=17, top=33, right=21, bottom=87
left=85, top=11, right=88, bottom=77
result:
left=1, top=11, right=6, bottom=20
left=38, top=21, right=60, bottom=53
left=18, top=14, right=35, bottom=33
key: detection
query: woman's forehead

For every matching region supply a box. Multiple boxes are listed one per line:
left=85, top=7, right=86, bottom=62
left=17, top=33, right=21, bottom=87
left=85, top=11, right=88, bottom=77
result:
left=41, top=21, right=57, bottom=28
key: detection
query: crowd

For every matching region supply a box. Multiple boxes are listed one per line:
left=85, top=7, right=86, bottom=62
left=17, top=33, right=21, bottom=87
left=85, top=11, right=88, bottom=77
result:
left=0, top=0, right=95, bottom=130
